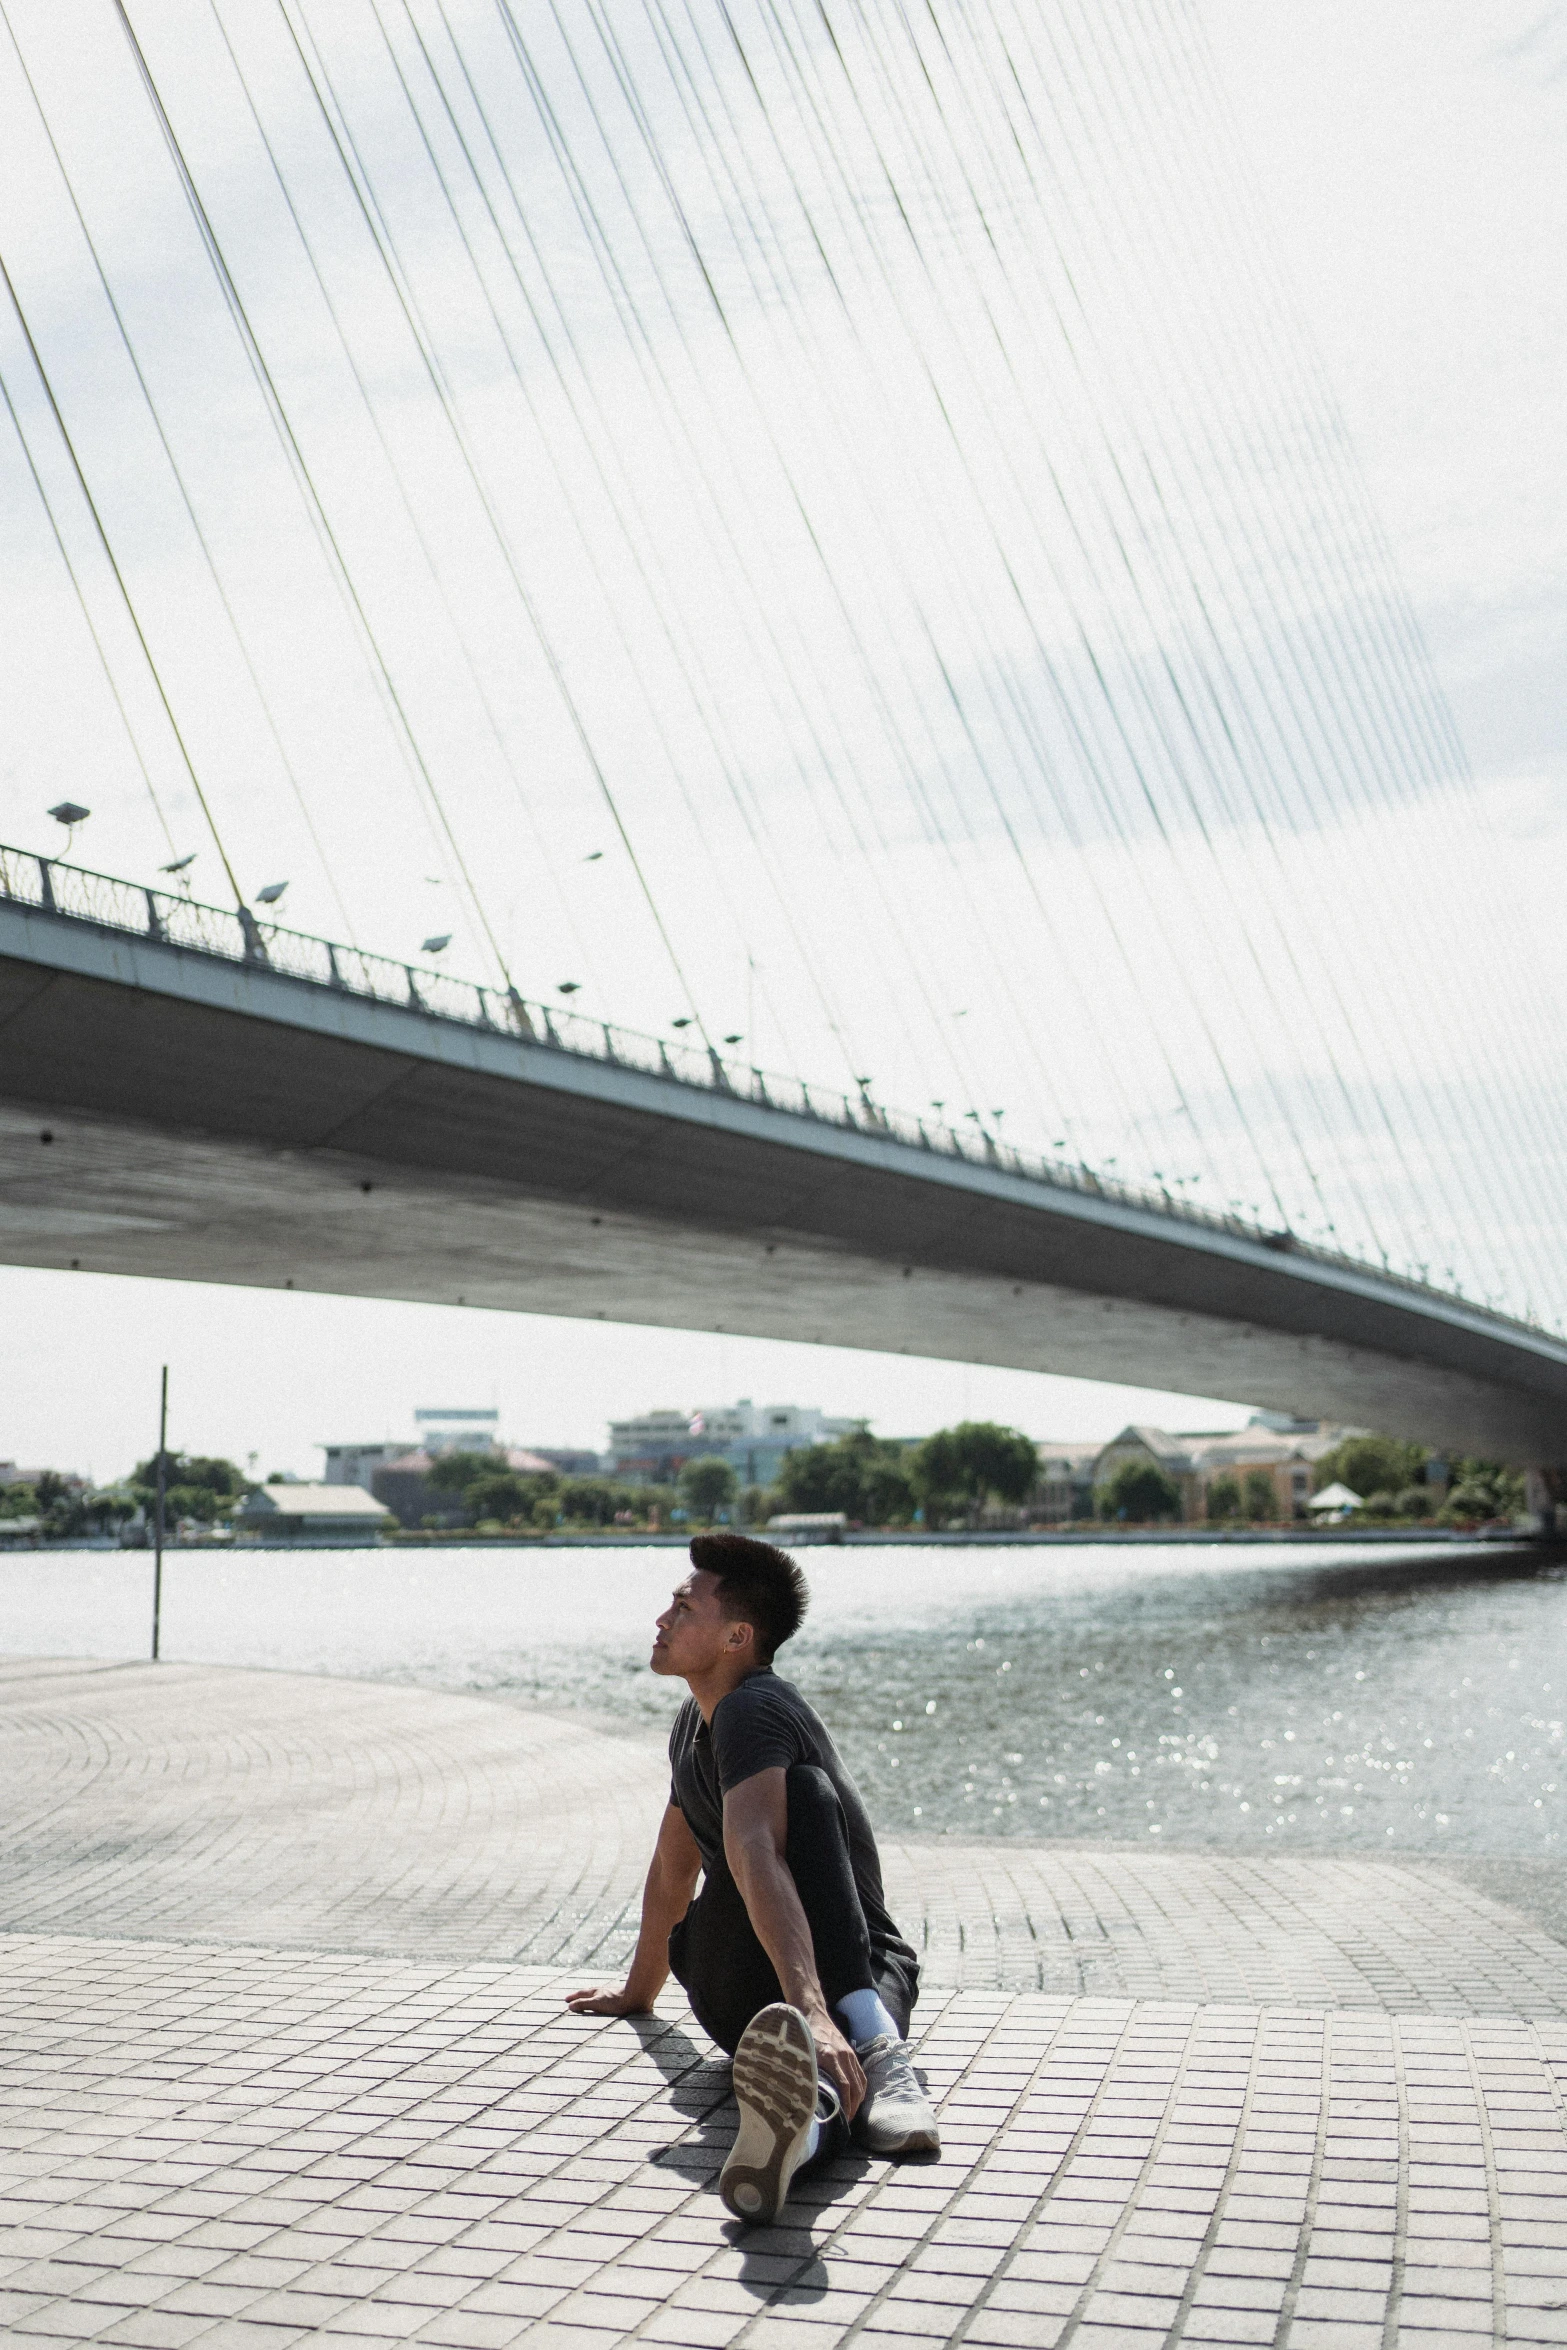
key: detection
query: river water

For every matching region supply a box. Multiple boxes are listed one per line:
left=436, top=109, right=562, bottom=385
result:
left=5, top=1539, right=1563, bottom=1856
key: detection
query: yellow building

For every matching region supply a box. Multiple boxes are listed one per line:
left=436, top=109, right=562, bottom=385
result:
left=1091, top=1416, right=1360, bottom=1523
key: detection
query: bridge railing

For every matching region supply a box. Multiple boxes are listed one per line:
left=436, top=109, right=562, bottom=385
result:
left=0, top=841, right=1541, bottom=1335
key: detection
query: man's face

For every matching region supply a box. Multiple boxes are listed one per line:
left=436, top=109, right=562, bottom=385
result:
left=652, top=1568, right=748, bottom=1678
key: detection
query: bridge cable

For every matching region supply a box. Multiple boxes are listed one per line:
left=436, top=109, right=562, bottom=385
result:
left=499, top=0, right=1119, bottom=1135
left=734, top=0, right=1333, bottom=1236
left=111, top=0, right=519, bottom=991
left=633, top=0, right=1216, bottom=1174
left=355, top=0, right=878, bottom=1088
left=1066, top=0, right=1567, bottom=1297
left=0, top=1, right=359, bottom=940
left=544, top=0, right=1228, bottom=1179
left=488, top=0, right=1027, bottom=1109
left=269, top=0, right=733, bottom=1046
left=1133, top=0, right=1567, bottom=1295
left=0, top=247, right=243, bottom=904
left=278, top=0, right=859, bottom=1068
left=819, top=0, right=1500, bottom=1276
left=417, top=0, right=1064, bottom=1115
left=200, top=0, right=604, bottom=995
left=637, top=0, right=1221, bottom=1180
left=763, top=0, right=1552, bottom=1300
left=0, top=345, right=177, bottom=859
left=639, top=0, right=1353, bottom=1222
left=881, top=0, right=1486, bottom=1271
left=517, top=0, right=1055, bottom=1109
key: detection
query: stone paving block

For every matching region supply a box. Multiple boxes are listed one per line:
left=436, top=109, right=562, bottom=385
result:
left=1395, top=2335, right=1510, bottom=2350
left=1079, top=2290, right=1184, bottom=2327
left=11, top=2307, right=124, bottom=2342
left=1204, top=2245, right=1296, bottom=2278
left=741, top=2324, right=852, bottom=2349
left=406, top=2313, right=540, bottom=2348
left=950, top=2315, right=1065, bottom=2348
left=1067, top=2323, right=1171, bottom=2350
left=1192, top=2274, right=1288, bottom=2312
left=1179, top=2312, right=1279, bottom=2345
left=1294, top=2285, right=1393, bottom=2322
left=1512, top=2256, right=1567, bottom=2293
left=1398, top=2299, right=1493, bottom=2332
left=637, top=2307, right=755, bottom=2344
left=92, top=2316, right=216, bottom=2348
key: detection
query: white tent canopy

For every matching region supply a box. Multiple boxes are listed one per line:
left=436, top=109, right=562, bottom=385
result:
left=1308, top=1481, right=1363, bottom=1514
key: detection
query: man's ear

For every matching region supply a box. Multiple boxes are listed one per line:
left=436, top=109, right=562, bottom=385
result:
left=726, top=1617, right=755, bottom=1653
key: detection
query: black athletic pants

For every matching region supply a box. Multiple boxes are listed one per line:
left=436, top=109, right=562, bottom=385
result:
left=667, top=1763, right=916, bottom=2058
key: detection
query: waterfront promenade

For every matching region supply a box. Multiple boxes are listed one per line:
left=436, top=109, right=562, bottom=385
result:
left=1, top=1659, right=1564, bottom=2348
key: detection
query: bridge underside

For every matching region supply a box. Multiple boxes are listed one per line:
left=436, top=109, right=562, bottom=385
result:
left=3, top=915, right=1566, bottom=1464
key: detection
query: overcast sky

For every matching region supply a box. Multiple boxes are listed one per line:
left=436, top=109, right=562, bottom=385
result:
left=2, top=0, right=1562, bottom=1481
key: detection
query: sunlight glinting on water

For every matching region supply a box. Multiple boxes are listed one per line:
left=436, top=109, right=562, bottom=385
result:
left=6, top=1540, right=1564, bottom=1855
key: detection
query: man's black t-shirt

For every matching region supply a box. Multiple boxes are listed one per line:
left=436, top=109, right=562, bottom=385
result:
left=667, top=1666, right=917, bottom=1978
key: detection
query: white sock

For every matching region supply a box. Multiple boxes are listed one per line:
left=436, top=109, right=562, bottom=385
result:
left=835, top=1987, right=901, bottom=2046
left=801, top=2117, right=821, bottom=2163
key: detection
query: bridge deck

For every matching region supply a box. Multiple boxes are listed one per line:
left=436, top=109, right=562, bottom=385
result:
left=4, top=888, right=1567, bottom=1460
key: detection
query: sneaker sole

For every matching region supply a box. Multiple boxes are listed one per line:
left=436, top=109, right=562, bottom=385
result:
left=720, top=2005, right=819, bottom=2225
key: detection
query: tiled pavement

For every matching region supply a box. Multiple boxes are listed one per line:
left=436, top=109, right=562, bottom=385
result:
left=6, top=1661, right=1567, bottom=2016
left=1, top=1661, right=1564, bottom=2346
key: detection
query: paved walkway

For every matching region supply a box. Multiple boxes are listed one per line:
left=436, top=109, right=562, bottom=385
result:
left=1, top=1660, right=1564, bottom=2347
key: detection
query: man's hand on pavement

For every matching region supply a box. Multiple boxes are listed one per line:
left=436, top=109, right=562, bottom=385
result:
left=564, top=1984, right=653, bottom=2017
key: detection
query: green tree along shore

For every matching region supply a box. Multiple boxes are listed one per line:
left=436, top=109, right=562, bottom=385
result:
left=0, top=1452, right=248, bottom=1541
left=397, top=1421, right=1044, bottom=1534
left=0, top=1470, right=133, bottom=1541
left=1307, top=1435, right=1526, bottom=1528
left=0, top=1426, right=1535, bottom=1541
left=402, top=1421, right=1528, bottom=1536
left=1100, top=1459, right=1183, bottom=1524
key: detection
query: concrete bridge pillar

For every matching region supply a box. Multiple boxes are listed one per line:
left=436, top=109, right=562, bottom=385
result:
left=1524, top=1466, right=1567, bottom=1534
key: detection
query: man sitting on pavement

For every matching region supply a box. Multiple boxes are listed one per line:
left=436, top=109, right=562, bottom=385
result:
left=567, top=1530, right=940, bottom=2223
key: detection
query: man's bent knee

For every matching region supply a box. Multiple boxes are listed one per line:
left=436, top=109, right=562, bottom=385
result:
left=783, top=1762, right=843, bottom=1830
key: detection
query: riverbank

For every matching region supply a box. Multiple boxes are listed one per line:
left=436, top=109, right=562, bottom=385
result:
left=390, top=1520, right=1542, bottom=1547
left=68, top=1519, right=1546, bottom=1552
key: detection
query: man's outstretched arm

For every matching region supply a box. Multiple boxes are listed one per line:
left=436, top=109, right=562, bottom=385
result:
left=566, top=1800, right=702, bottom=2017
left=723, top=1768, right=867, bottom=2118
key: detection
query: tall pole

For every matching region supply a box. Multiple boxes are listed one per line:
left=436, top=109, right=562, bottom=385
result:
left=152, top=1365, right=167, bottom=1662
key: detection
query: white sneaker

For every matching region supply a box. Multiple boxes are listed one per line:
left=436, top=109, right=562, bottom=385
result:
left=852, top=2034, right=941, bottom=2157
left=719, top=2004, right=820, bottom=2224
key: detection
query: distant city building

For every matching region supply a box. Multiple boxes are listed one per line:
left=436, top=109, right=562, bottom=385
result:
left=414, top=1408, right=500, bottom=1457
left=365, top=1444, right=582, bottom=1528
left=607, top=1409, right=695, bottom=1482
left=321, top=1442, right=404, bottom=1489
left=526, top=1447, right=604, bottom=1477
left=1032, top=1443, right=1103, bottom=1523
left=608, top=1399, right=866, bottom=1486
left=369, top=1451, right=441, bottom=1528
left=321, top=1413, right=600, bottom=1523
left=235, top=1484, right=393, bottom=1543
left=1090, top=1417, right=1362, bottom=1522
left=0, top=1462, right=88, bottom=1494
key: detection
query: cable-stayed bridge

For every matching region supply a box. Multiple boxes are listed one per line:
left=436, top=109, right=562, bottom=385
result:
left=1, top=3, right=1562, bottom=1465
left=4, top=846, right=1565, bottom=1468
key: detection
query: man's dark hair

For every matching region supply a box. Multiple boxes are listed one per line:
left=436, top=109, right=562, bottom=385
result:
left=690, top=1531, right=809, bottom=1663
